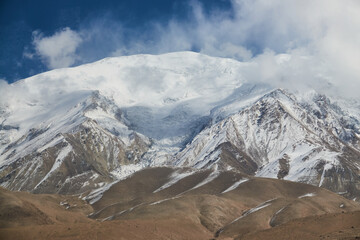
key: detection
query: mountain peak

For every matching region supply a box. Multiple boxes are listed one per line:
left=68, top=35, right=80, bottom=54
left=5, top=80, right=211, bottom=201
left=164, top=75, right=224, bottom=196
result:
left=1, top=52, right=360, bottom=203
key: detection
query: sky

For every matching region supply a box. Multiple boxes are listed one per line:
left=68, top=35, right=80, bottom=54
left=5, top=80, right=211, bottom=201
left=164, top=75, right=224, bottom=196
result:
left=0, top=0, right=360, bottom=97
left=0, top=0, right=231, bottom=82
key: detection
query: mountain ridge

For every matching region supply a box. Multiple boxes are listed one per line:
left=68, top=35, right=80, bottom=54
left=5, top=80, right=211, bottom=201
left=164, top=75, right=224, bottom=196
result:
left=0, top=52, right=359, bottom=203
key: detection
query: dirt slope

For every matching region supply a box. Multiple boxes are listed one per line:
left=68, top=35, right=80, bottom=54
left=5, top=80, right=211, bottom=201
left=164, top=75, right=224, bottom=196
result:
left=1, top=167, right=360, bottom=240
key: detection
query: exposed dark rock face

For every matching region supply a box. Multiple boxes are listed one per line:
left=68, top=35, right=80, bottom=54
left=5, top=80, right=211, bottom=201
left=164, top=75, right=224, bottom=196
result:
left=277, top=155, right=290, bottom=179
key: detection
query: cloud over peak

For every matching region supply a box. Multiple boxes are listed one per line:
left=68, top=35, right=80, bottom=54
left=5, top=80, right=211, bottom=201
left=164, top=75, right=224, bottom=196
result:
left=31, top=27, right=83, bottom=69
left=22, top=0, right=360, bottom=98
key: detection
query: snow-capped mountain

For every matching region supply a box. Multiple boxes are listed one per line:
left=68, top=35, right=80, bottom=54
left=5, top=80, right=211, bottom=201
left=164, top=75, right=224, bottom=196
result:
left=0, top=52, right=359, bottom=201
left=175, top=89, right=360, bottom=200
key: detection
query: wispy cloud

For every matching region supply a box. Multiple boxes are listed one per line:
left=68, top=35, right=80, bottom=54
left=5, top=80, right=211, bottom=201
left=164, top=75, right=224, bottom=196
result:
left=23, top=0, right=360, bottom=97
left=30, top=27, right=83, bottom=69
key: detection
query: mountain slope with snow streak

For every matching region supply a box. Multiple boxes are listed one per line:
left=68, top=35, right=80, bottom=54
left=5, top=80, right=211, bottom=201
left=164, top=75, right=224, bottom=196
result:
left=2, top=167, right=360, bottom=240
left=0, top=52, right=359, bottom=201
left=175, top=89, right=360, bottom=200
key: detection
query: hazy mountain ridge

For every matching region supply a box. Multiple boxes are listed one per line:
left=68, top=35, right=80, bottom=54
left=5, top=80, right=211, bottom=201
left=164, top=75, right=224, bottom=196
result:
left=0, top=52, right=359, bottom=202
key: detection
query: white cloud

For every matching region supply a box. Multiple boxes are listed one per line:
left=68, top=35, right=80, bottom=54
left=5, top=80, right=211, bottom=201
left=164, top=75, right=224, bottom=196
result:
left=24, top=0, right=360, bottom=98
left=154, top=0, right=360, bottom=97
left=32, top=27, right=82, bottom=69
left=23, top=50, right=34, bottom=59
left=201, top=42, right=253, bottom=61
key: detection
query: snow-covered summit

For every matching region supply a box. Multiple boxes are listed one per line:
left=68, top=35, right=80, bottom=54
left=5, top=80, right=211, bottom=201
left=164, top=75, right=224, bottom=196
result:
left=3, top=51, right=247, bottom=107
left=0, top=52, right=359, bottom=201
left=0, top=52, right=264, bottom=146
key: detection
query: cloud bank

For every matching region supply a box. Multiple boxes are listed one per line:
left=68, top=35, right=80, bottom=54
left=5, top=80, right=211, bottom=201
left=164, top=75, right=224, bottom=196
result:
left=25, top=0, right=360, bottom=98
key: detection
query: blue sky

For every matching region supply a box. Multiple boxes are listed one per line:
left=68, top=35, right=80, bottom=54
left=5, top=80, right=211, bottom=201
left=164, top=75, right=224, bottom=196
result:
left=0, top=0, right=231, bottom=82
left=1, top=0, right=359, bottom=97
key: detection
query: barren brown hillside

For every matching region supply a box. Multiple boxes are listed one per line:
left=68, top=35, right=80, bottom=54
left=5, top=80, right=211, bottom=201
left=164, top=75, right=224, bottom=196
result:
left=1, top=167, right=360, bottom=240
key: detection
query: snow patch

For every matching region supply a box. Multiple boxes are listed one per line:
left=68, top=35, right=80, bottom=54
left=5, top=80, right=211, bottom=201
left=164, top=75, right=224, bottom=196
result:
left=149, top=196, right=181, bottom=205
left=319, top=163, right=335, bottom=187
left=221, top=178, right=249, bottom=193
left=85, top=180, right=120, bottom=205
left=153, top=170, right=195, bottom=193
left=231, top=201, right=272, bottom=224
left=37, top=135, right=64, bottom=153
left=188, top=170, right=220, bottom=191
left=110, top=164, right=145, bottom=180
left=298, top=192, right=316, bottom=198
left=34, top=143, right=72, bottom=189
left=270, top=206, right=286, bottom=226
